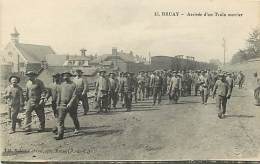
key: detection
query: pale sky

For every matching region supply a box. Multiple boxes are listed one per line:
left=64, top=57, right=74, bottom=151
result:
left=0, top=0, right=259, bottom=62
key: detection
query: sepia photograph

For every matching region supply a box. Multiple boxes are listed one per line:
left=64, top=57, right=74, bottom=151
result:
left=0, top=0, right=260, bottom=163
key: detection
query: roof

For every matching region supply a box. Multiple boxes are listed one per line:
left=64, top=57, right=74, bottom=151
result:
left=68, top=55, right=91, bottom=61
left=46, top=54, right=67, bottom=66
left=102, top=61, right=113, bottom=66
left=15, top=43, right=55, bottom=63
left=90, top=52, right=135, bottom=64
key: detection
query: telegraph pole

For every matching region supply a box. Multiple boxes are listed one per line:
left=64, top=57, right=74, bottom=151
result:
left=222, top=38, right=226, bottom=65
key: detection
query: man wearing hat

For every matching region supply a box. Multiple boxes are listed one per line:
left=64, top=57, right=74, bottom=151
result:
left=24, top=71, right=46, bottom=132
left=118, top=72, right=125, bottom=102
left=144, top=72, right=150, bottom=100
left=212, top=74, right=231, bottom=119
left=95, top=70, right=111, bottom=113
left=73, top=69, right=89, bottom=115
left=150, top=71, right=163, bottom=105
left=108, top=72, right=119, bottom=109
left=194, top=70, right=201, bottom=96
left=4, top=75, right=24, bottom=134
left=136, top=71, right=145, bottom=101
left=237, top=71, right=245, bottom=89
left=120, top=72, right=134, bottom=111
left=55, top=71, right=80, bottom=140
left=198, top=71, right=210, bottom=105
left=168, top=71, right=181, bottom=104
left=46, top=73, right=61, bottom=133
left=130, top=72, right=138, bottom=103
left=226, top=72, right=234, bottom=94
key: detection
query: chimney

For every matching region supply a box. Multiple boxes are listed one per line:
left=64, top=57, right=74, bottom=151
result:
left=11, top=27, right=20, bottom=44
left=80, top=48, right=87, bottom=56
left=112, top=47, right=117, bottom=56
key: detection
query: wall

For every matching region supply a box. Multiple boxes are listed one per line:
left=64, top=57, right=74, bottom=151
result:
left=4, top=43, right=27, bottom=73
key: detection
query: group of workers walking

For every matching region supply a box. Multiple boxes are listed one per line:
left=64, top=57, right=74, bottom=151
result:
left=3, top=67, right=249, bottom=140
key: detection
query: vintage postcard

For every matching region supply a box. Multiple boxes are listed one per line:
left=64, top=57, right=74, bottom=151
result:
left=0, top=0, right=260, bottom=163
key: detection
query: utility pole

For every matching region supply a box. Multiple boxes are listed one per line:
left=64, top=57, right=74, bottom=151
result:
left=17, top=54, right=20, bottom=73
left=222, top=38, right=226, bottom=65
left=148, top=51, right=151, bottom=64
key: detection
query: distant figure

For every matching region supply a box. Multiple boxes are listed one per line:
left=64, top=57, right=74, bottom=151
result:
left=144, top=72, right=150, bottom=100
left=253, top=72, right=260, bottom=106
left=226, top=73, right=234, bottom=94
left=168, top=71, right=180, bottom=104
left=199, top=71, right=210, bottom=105
left=120, top=72, right=134, bottom=112
left=4, top=75, right=24, bottom=134
left=73, top=69, right=89, bottom=115
left=237, top=71, right=245, bottom=89
left=108, top=72, right=119, bottom=109
left=150, top=71, right=163, bottom=105
left=136, top=71, right=145, bottom=101
left=213, top=74, right=231, bottom=119
left=95, top=70, right=111, bottom=113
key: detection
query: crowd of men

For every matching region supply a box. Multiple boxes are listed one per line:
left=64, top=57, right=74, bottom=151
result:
left=3, top=68, right=246, bottom=140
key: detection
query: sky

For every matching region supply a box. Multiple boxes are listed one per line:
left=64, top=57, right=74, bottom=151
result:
left=0, top=0, right=259, bottom=62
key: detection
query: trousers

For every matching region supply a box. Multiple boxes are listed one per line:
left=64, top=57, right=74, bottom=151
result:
left=57, top=105, right=80, bottom=138
left=108, top=90, right=118, bottom=108
left=216, top=95, right=228, bottom=115
left=200, top=87, right=209, bottom=104
left=153, top=87, right=162, bottom=104
left=123, top=92, right=132, bottom=111
left=8, top=105, right=21, bottom=131
left=25, top=101, right=45, bottom=130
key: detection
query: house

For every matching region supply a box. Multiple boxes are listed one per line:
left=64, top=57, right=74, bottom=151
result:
left=63, top=49, right=95, bottom=67
left=89, top=47, right=149, bottom=73
left=2, top=28, right=56, bottom=74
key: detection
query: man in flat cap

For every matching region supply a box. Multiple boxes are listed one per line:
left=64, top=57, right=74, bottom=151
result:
left=24, top=71, right=46, bottom=132
left=46, top=73, right=61, bottom=133
left=55, top=72, right=80, bottom=140
left=73, top=69, right=89, bottom=115
left=95, top=70, right=111, bottom=113
left=212, top=74, right=231, bottom=119
left=4, top=75, right=24, bottom=134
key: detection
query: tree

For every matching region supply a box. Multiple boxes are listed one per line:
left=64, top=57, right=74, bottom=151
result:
left=230, top=27, right=260, bottom=64
left=247, top=28, right=260, bottom=57
left=209, top=59, right=222, bottom=66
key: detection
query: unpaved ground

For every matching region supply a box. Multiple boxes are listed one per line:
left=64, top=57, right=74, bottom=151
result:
left=1, top=86, right=260, bottom=161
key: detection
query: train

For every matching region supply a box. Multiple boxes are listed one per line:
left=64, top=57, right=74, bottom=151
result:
left=151, top=56, right=217, bottom=71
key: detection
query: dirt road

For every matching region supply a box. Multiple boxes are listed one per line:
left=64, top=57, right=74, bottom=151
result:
left=1, top=86, right=260, bottom=161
